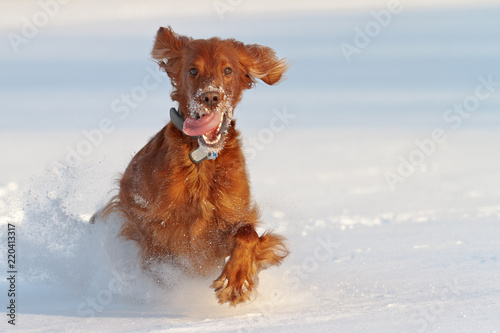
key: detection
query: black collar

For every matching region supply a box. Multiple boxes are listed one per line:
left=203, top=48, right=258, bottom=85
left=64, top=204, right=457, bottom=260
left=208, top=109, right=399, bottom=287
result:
left=169, top=107, right=218, bottom=164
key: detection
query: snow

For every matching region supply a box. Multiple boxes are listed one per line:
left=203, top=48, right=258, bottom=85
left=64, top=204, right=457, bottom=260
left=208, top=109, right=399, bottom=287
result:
left=1, top=1, right=500, bottom=332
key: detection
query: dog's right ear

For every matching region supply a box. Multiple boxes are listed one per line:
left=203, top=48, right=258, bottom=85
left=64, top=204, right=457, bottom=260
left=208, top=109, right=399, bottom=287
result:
left=151, top=26, right=191, bottom=78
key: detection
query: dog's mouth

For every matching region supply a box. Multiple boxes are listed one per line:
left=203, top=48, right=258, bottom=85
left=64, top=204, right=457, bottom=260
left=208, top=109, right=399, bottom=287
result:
left=183, top=111, right=230, bottom=151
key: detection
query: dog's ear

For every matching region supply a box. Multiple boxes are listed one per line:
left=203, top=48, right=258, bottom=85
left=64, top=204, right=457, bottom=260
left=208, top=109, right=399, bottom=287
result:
left=241, top=44, right=289, bottom=86
left=152, top=26, right=191, bottom=78
left=152, top=26, right=190, bottom=60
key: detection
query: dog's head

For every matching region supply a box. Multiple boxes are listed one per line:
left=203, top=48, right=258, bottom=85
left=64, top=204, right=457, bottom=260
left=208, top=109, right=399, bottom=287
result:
left=152, top=26, right=288, bottom=153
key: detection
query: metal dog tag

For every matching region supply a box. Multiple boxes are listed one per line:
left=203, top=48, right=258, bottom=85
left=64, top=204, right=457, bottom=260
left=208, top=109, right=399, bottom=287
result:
left=190, top=146, right=215, bottom=163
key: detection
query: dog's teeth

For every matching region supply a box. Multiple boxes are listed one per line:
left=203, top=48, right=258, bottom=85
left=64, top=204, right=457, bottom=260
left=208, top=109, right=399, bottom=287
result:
left=202, top=133, right=221, bottom=145
left=216, top=114, right=224, bottom=131
left=201, top=114, right=225, bottom=145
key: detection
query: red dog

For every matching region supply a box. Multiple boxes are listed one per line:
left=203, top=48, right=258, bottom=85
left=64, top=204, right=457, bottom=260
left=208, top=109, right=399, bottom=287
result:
left=100, top=27, right=289, bottom=305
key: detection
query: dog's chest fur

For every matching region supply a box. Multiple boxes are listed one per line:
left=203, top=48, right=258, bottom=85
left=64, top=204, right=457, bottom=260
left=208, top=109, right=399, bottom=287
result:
left=118, top=123, right=258, bottom=273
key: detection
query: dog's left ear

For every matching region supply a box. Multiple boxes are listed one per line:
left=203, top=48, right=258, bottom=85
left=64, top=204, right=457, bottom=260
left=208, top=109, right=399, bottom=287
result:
left=241, top=44, right=289, bottom=86
left=152, top=26, right=191, bottom=80
left=151, top=26, right=190, bottom=61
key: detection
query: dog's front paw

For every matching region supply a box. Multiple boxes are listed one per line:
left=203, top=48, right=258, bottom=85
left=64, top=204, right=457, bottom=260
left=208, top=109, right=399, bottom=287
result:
left=212, top=270, right=255, bottom=306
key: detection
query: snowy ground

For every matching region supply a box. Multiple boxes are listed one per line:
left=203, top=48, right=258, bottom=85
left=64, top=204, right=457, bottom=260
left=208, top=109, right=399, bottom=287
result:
left=1, top=1, right=500, bottom=332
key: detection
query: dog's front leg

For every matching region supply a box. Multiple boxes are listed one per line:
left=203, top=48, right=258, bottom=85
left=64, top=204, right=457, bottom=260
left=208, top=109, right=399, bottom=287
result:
left=212, top=224, right=259, bottom=306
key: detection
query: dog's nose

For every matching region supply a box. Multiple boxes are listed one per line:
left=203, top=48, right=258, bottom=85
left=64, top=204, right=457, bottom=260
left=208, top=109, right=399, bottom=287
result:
left=200, top=91, right=220, bottom=107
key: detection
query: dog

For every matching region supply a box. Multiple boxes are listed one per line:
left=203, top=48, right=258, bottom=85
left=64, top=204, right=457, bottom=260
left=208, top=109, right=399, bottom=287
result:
left=98, top=26, right=289, bottom=306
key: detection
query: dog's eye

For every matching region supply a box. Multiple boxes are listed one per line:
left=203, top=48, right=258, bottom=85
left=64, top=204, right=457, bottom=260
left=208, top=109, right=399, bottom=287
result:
left=224, top=67, right=232, bottom=76
left=189, top=68, right=198, bottom=77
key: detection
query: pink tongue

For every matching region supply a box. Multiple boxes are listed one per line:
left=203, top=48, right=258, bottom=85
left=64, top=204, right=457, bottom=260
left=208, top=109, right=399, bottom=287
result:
left=183, top=112, right=221, bottom=136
